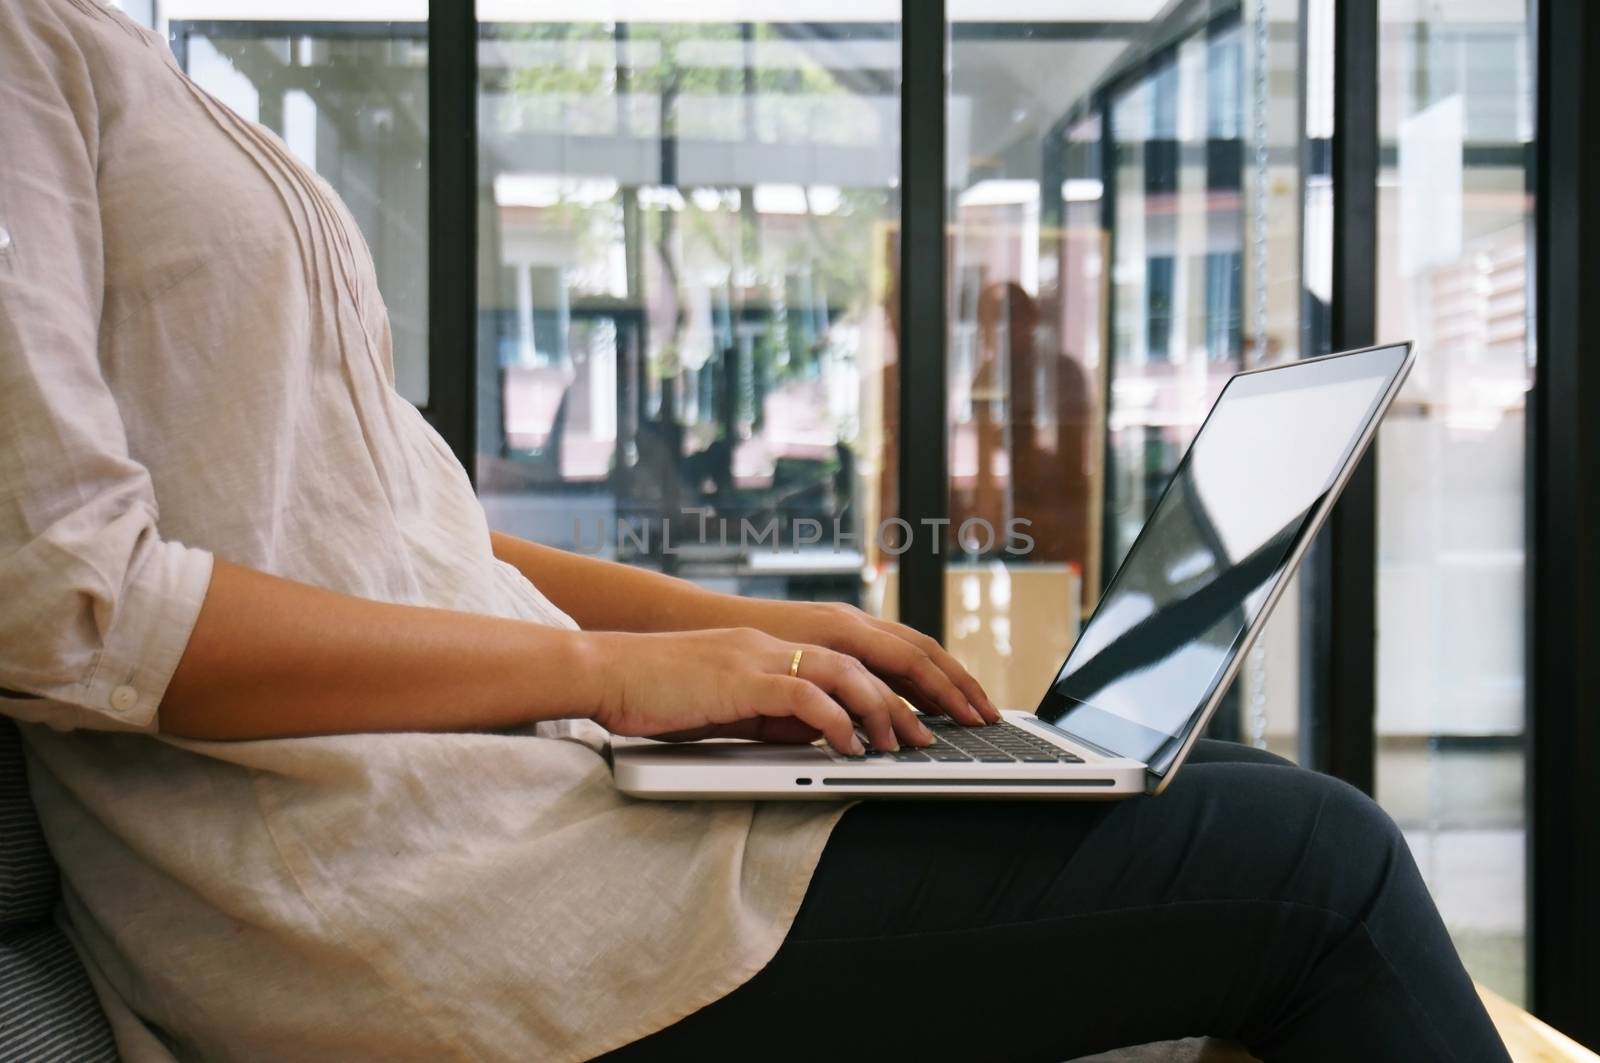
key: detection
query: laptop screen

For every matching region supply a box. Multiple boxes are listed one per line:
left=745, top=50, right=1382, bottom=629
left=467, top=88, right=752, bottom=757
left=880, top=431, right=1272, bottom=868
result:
left=1036, top=345, right=1409, bottom=775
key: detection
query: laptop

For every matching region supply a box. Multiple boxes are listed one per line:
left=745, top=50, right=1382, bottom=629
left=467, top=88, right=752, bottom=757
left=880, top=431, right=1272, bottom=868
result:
left=613, top=342, right=1415, bottom=800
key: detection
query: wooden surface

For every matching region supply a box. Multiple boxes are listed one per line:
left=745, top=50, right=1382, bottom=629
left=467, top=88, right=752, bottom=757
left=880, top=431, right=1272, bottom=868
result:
left=1068, top=984, right=1598, bottom=1063
left=1478, top=984, right=1599, bottom=1063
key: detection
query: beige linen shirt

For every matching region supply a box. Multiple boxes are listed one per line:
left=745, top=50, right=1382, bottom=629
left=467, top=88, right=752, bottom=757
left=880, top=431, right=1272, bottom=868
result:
left=0, top=2, right=846, bottom=1058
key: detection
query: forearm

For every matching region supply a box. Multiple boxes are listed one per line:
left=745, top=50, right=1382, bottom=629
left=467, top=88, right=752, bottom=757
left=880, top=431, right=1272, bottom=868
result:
left=490, top=531, right=763, bottom=632
left=159, top=558, right=604, bottom=740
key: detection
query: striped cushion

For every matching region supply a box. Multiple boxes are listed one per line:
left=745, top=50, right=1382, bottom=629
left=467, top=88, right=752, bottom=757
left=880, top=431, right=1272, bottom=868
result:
left=0, top=922, right=118, bottom=1063
left=0, top=719, right=57, bottom=931
left=0, top=718, right=119, bottom=1060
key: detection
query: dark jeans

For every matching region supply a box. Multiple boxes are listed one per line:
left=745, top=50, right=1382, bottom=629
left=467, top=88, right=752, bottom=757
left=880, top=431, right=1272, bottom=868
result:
left=600, top=741, right=1510, bottom=1063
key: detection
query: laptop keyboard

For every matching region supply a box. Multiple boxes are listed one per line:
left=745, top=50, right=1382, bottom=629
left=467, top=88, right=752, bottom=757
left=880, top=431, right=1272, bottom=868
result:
left=843, top=716, right=1084, bottom=764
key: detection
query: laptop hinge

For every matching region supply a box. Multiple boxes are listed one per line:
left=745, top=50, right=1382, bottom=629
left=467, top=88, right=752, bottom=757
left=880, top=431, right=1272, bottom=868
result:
left=1021, top=714, right=1125, bottom=762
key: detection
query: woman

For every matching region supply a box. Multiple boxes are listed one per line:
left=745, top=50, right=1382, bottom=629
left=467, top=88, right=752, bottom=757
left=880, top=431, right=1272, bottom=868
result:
left=0, top=3, right=1509, bottom=1060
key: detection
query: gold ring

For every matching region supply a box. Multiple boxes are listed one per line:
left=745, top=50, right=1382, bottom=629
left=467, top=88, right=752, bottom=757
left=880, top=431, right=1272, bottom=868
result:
left=789, top=648, right=804, bottom=678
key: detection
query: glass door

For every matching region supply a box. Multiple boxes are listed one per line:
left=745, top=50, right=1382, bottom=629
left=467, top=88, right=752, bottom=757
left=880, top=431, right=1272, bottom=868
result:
left=944, top=2, right=1319, bottom=749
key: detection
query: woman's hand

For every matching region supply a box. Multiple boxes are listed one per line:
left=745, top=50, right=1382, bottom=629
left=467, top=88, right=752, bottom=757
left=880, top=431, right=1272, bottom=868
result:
left=585, top=626, right=941, bottom=755
left=729, top=600, right=1001, bottom=728
left=488, top=532, right=999, bottom=745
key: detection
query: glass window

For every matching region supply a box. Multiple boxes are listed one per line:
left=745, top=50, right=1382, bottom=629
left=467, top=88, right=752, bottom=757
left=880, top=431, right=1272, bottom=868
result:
left=170, top=11, right=432, bottom=406
left=1203, top=251, right=1242, bottom=360
left=1146, top=255, right=1175, bottom=362
left=1373, top=0, right=1533, bottom=1005
left=110, top=0, right=157, bottom=30
left=945, top=4, right=1321, bottom=748
left=475, top=7, right=899, bottom=609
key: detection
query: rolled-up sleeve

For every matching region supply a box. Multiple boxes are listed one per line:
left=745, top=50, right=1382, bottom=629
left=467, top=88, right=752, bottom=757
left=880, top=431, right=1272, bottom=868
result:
left=0, top=9, right=213, bottom=732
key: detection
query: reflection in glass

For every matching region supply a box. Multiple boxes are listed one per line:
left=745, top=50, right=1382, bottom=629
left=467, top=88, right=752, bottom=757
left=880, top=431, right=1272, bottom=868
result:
left=1047, top=354, right=1398, bottom=770
left=476, top=15, right=899, bottom=608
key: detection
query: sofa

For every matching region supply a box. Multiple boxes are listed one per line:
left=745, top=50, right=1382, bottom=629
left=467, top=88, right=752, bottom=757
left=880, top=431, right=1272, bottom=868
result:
left=0, top=717, right=118, bottom=1059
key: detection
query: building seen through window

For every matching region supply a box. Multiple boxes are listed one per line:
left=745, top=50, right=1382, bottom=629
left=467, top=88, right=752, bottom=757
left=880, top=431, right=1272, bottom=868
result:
left=474, top=13, right=899, bottom=612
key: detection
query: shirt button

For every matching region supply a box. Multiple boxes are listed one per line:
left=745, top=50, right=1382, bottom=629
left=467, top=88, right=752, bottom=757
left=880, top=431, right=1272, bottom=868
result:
left=110, top=685, right=139, bottom=712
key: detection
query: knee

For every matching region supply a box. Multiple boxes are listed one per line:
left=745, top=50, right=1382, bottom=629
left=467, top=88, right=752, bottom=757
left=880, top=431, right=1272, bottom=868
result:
left=1174, top=763, right=1411, bottom=905
left=1188, top=739, right=1297, bottom=770
left=1312, top=772, right=1405, bottom=852
left=1277, top=770, right=1413, bottom=911
left=1239, top=744, right=1297, bottom=770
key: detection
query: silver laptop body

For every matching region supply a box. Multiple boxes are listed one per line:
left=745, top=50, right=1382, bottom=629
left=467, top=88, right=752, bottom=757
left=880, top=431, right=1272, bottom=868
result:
left=613, top=343, right=1415, bottom=801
